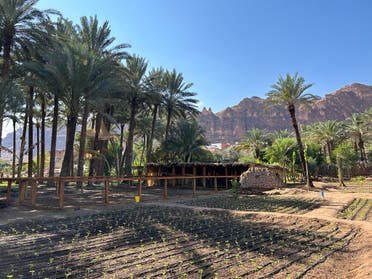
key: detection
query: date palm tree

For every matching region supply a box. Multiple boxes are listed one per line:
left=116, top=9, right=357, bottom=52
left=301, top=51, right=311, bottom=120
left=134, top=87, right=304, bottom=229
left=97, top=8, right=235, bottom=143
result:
left=163, top=69, right=198, bottom=139
left=161, top=118, right=208, bottom=162
left=346, top=113, right=369, bottom=165
left=266, top=73, right=319, bottom=189
left=235, top=128, right=268, bottom=161
left=121, top=55, right=149, bottom=175
left=0, top=0, right=55, bottom=152
left=75, top=15, right=129, bottom=179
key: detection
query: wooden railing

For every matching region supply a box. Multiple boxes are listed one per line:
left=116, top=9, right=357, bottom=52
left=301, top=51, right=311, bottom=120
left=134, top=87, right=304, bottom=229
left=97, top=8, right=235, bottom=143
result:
left=1, top=174, right=240, bottom=209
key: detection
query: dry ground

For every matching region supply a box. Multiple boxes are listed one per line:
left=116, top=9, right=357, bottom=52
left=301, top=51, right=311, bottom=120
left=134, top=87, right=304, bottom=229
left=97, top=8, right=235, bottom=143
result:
left=0, top=181, right=371, bottom=278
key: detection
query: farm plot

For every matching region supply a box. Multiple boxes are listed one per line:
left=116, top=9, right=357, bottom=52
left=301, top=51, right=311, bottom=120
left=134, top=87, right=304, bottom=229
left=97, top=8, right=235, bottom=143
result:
left=0, top=205, right=358, bottom=279
left=338, top=198, right=372, bottom=221
left=178, top=195, right=323, bottom=214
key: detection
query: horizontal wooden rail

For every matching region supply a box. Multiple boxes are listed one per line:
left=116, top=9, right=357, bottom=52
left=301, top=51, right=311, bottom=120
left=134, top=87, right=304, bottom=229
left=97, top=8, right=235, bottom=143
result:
left=1, top=174, right=240, bottom=209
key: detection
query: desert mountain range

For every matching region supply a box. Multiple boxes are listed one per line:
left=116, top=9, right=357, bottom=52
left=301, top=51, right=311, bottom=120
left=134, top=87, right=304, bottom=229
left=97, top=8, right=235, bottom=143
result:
left=198, top=83, right=372, bottom=142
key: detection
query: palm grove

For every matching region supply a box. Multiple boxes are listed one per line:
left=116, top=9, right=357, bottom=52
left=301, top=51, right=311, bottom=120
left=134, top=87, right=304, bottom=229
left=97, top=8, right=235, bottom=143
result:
left=0, top=1, right=371, bottom=184
left=0, top=0, right=203, bottom=178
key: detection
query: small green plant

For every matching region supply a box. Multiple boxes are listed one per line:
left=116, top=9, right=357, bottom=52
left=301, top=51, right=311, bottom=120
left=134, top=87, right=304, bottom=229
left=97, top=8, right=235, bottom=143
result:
left=230, top=179, right=240, bottom=199
left=351, top=176, right=365, bottom=183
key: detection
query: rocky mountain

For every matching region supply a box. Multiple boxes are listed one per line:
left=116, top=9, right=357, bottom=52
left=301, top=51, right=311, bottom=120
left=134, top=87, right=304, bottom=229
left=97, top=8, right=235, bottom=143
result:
left=198, top=83, right=372, bottom=143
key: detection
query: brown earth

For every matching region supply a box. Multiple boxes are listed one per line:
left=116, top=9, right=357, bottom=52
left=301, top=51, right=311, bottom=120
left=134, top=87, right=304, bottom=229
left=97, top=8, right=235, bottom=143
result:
left=0, top=181, right=371, bottom=278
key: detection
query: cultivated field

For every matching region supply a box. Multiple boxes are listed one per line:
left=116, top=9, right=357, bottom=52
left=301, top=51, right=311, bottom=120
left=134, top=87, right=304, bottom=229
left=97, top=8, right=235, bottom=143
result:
left=0, top=180, right=371, bottom=279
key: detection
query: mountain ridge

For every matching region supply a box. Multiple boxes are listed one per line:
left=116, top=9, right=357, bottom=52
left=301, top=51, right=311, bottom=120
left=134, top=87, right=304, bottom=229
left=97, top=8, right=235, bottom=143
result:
left=198, top=83, right=372, bottom=142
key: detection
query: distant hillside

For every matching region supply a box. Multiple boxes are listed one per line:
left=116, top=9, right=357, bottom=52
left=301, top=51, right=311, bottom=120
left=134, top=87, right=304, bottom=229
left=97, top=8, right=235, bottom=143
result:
left=198, top=83, right=372, bottom=142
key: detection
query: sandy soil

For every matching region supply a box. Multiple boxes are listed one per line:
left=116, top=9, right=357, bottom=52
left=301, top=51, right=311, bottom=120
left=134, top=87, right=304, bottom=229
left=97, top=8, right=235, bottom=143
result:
left=1, top=182, right=372, bottom=278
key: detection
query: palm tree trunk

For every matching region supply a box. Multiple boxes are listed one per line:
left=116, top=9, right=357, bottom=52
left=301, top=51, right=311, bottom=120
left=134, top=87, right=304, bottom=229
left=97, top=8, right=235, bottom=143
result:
left=0, top=114, right=3, bottom=158
left=119, top=123, right=125, bottom=175
left=288, top=104, right=313, bottom=188
left=36, top=123, right=40, bottom=176
left=336, top=156, right=346, bottom=187
left=77, top=103, right=89, bottom=183
left=12, top=119, right=16, bottom=178
left=146, top=104, right=158, bottom=163
left=18, top=112, right=28, bottom=178
left=89, top=113, right=102, bottom=177
left=48, top=96, right=59, bottom=178
left=0, top=36, right=12, bottom=158
left=60, top=114, right=78, bottom=177
left=40, top=96, right=46, bottom=177
left=358, top=134, right=366, bottom=164
left=123, top=103, right=137, bottom=176
left=165, top=110, right=172, bottom=140
left=28, top=86, right=34, bottom=178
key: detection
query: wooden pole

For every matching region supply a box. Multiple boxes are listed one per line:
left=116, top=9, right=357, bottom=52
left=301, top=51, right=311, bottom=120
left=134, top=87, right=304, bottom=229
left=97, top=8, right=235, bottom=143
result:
left=172, top=165, right=176, bottom=187
left=164, top=179, right=168, bottom=199
left=203, top=166, right=206, bottom=189
left=18, top=180, right=25, bottom=205
left=181, top=164, right=185, bottom=187
left=31, top=179, right=37, bottom=208
left=104, top=179, right=109, bottom=205
left=225, top=167, right=229, bottom=189
left=214, top=177, right=218, bottom=192
left=59, top=180, right=64, bottom=209
left=6, top=180, right=11, bottom=205
left=138, top=178, right=142, bottom=197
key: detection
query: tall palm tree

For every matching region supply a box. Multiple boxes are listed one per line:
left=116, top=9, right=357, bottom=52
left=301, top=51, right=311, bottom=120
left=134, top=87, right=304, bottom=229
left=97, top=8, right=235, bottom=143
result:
left=163, top=69, right=198, bottom=139
left=144, top=67, right=165, bottom=163
left=266, top=73, right=319, bottom=188
left=121, top=55, right=148, bottom=176
left=346, top=113, right=369, bottom=164
left=0, top=0, right=54, bottom=152
left=235, top=128, right=268, bottom=160
left=75, top=15, right=129, bottom=179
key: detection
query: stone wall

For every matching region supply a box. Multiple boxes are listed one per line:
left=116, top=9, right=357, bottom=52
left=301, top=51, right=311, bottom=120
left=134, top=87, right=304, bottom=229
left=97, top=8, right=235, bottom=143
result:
left=239, top=167, right=284, bottom=193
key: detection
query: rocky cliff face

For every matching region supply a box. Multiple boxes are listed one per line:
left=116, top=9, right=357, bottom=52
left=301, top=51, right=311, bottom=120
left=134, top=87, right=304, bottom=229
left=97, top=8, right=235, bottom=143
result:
left=198, top=83, right=372, bottom=142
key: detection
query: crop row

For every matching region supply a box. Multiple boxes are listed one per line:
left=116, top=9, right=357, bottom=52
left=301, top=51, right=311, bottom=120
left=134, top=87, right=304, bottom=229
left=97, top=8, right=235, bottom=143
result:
left=178, top=195, right=323, bottom=214
left=0, top=205, right=356, bottom=278
left=338, top=198, right=372, bottom=221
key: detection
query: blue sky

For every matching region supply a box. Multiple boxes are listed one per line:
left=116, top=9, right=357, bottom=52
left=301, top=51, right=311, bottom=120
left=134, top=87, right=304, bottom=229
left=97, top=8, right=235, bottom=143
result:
left=36, top=0, right=372, bottom=113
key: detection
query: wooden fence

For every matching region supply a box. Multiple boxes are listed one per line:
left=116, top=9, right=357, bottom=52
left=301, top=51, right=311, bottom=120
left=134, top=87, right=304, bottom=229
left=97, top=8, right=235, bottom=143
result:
left=1, top=174, right=240, bottom=210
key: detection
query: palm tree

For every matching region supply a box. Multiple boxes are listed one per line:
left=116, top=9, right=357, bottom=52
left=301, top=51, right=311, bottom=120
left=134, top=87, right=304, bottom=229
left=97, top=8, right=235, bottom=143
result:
left=0, top=0, right=54, bottom=153
left=160, top=118, right=208, bottom=162
left=121, top=55, right=149, bottom=175
left=75, top=15, right=129, bottom=179
left=264, top=137, right=296, bottom=182
left=303, top=120, right=345, bottom=163
left=163, top=69, right=198, bottom=139
left=266, top=73, right=319, bottom=189
left=346, top=113, right=369, bottom=165
left=235, top=128, right=267, bottom=161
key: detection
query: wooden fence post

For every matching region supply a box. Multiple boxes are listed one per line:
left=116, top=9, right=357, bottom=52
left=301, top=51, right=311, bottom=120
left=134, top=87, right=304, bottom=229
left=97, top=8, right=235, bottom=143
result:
left=31, top=179, right=37, bottom=208
left=18, top=180, right=25, bottom=205
left=164, top=179, right=168, bottom=199
left=6, top=180, right=11, bottom=205
left=172, top=165, right=176, bottom=187
left=59, top=180, right=64, bottom=209
left=225, top=167, right=229, bottom=189
left=138, top=178, right=142, bottom=197
left=104, top=179, right=109, bottom=205
left=202, top=166, right=206, bottom=189
left=214, top=177, right=218, bottom=192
